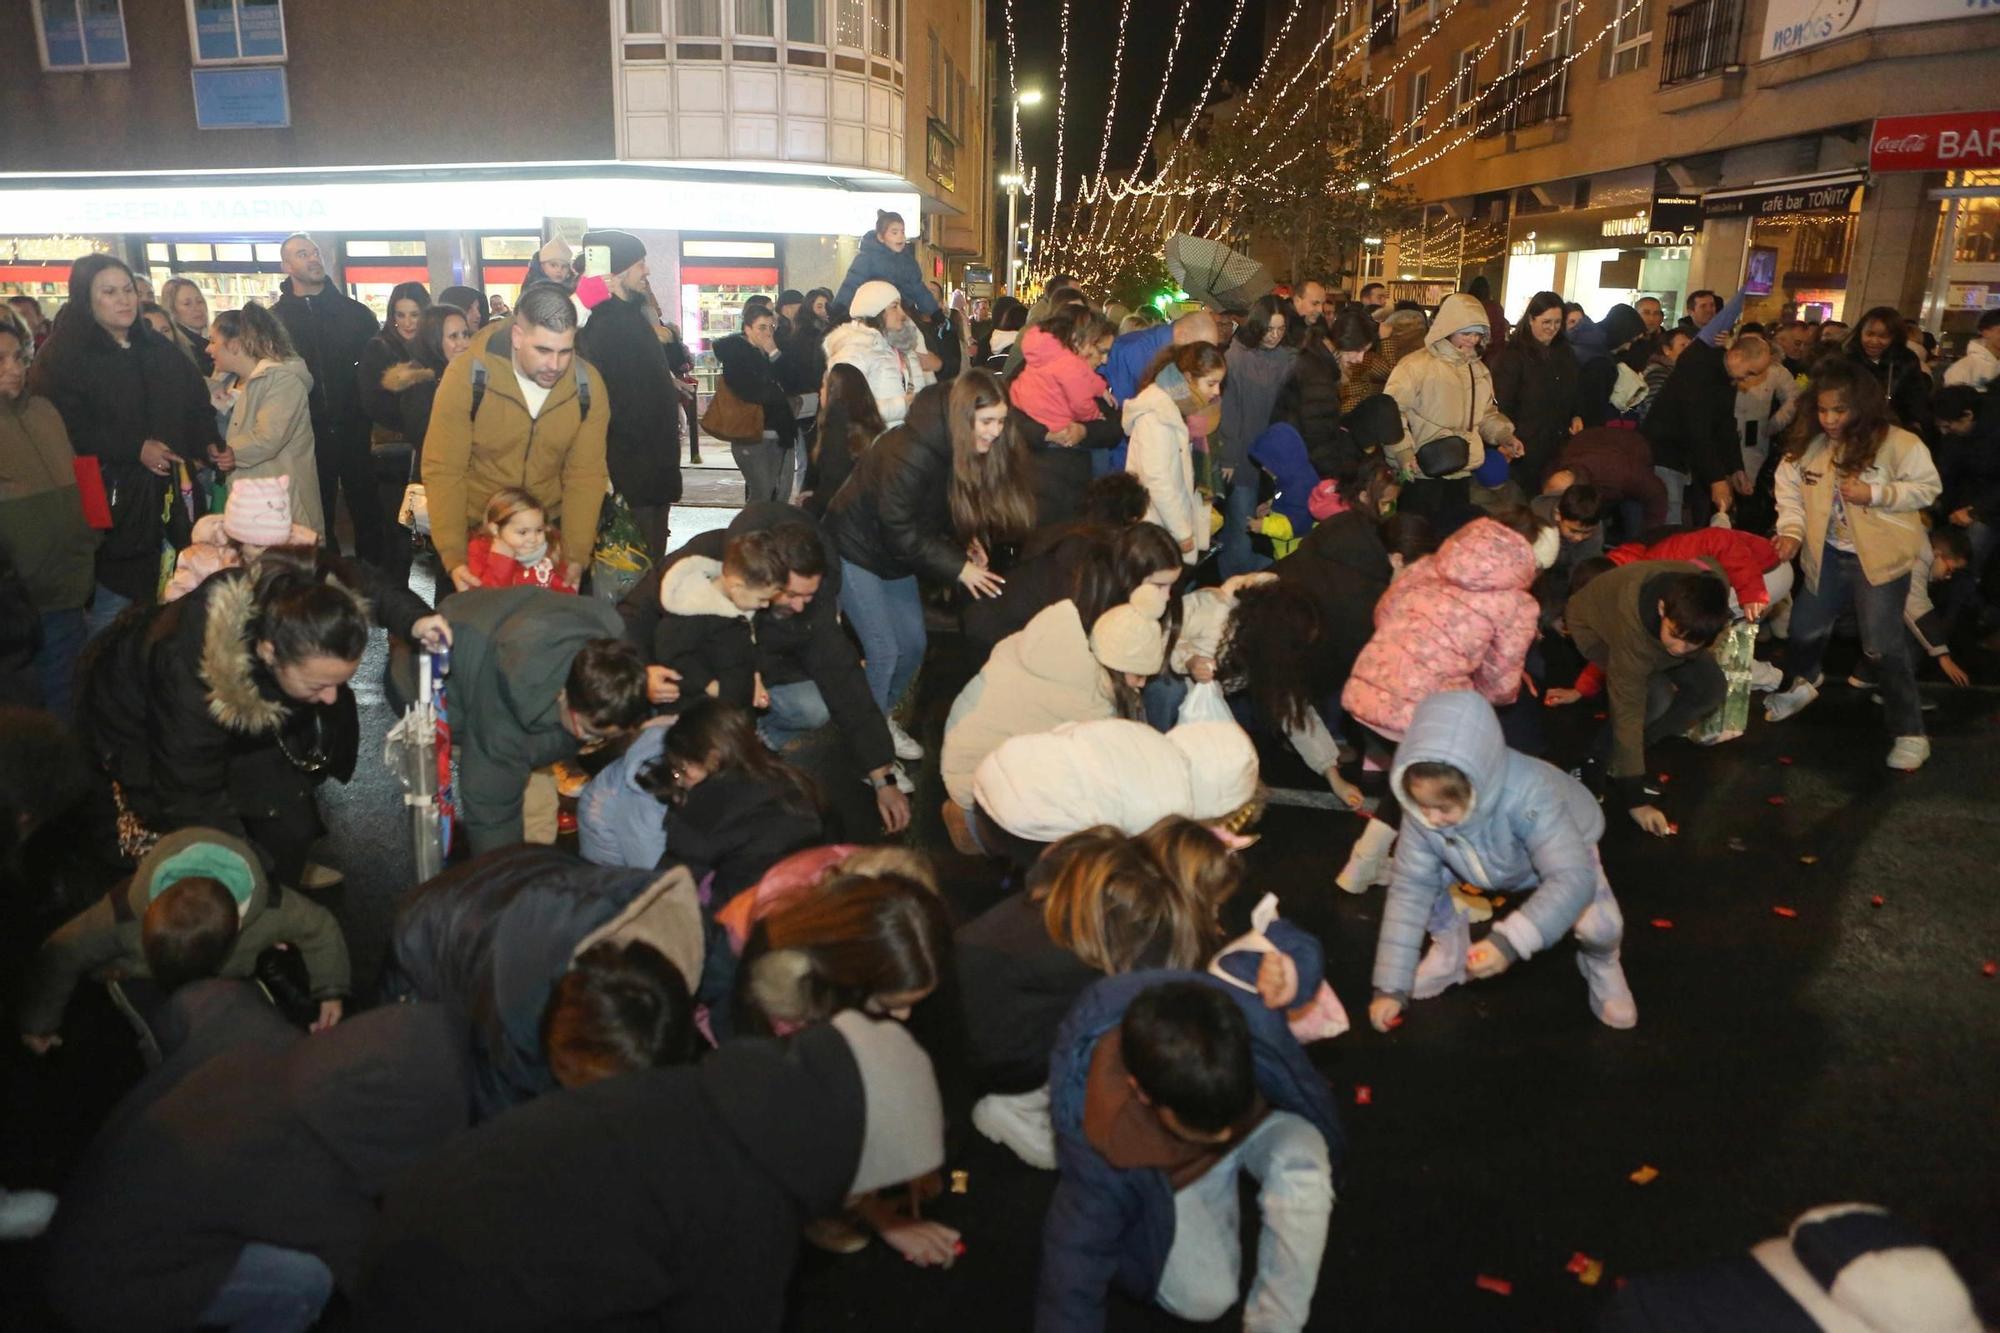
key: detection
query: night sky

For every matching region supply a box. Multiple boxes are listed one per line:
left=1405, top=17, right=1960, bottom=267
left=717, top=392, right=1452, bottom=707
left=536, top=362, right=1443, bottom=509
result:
left=989, top=0, right=1271, bottom=196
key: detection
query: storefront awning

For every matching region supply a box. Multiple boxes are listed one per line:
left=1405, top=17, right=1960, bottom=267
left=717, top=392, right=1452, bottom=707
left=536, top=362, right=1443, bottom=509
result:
left=1700, top=173, right=1865, bottom=220
left=0, top=161, right=923, bottom=240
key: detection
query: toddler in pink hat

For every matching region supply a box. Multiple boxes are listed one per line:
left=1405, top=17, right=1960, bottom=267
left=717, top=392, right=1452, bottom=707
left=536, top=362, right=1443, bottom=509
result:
left=163, top=476, right=321, bottom=601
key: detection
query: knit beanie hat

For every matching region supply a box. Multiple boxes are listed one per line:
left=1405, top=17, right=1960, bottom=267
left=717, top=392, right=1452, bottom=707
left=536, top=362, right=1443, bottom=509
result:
left=224, top=476, right=293, bottom=546
left=1307, top=479, right=1347, bottom=522
left=1089, top=582, right=1169, bottom=676
left=831, top=1010, right=945, bottom=1197
left=579, top=230, right=647, bottom=278
left=537, top=237, right=575, bottom=265
left=849, top=280, right=902, bottom=319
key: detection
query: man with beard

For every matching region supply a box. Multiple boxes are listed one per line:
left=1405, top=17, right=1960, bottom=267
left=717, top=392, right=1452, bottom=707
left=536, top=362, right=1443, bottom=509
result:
left=577, top=229, right=683, bottom=563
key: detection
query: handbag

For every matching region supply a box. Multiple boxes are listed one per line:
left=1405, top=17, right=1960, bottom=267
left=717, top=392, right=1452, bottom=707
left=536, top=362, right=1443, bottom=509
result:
left=591, top=488, right=653, bottom=605
left=701, top=380, right=765, bottom=443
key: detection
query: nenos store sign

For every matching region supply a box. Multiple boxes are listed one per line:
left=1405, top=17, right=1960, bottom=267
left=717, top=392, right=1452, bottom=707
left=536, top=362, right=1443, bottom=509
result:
left=1870, top=110, right=2000, bottom=172
left=1759, top=0, right=1994, bottom=62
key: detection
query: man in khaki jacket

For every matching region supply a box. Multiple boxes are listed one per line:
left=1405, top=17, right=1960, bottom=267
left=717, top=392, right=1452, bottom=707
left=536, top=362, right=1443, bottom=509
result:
left=422, top=284, right=610, bottom=593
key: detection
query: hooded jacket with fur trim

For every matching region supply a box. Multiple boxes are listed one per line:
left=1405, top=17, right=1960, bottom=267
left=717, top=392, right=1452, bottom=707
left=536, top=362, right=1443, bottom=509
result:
left=1340, top=517, right=1540, bottom=739
left=646, top=553, right=759, bottom=712
left=1383, top=293, right=1516, bottom=479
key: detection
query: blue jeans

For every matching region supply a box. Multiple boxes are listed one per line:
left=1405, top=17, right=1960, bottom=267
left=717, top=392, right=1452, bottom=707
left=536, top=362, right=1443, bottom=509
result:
left=1154, top=1109, right=1334, bottom=1332
left=760, top=680, right=832, bottom=752
left=1216, top=473, right=1270, bottom=579
left=198, top=1242, right=334, bottom=1333
left=1786, top=544, right=1922, bottom=737
left=838, top=560, right=926, bottom=713
left=84, top=582, right=132, bottom=640
left=36, top=608, right=87, bottom=724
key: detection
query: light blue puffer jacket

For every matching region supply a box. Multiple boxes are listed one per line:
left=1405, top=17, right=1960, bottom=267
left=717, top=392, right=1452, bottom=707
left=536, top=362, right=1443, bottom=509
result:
left=1372, top=691, right=1603, bottom=997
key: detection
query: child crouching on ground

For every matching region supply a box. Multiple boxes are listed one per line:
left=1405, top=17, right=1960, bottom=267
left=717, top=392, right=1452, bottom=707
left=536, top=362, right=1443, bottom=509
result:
left=1038, top=975, right=1343, bottom=1332
left=163, top=475, right=318, bottom=601
left=466, top=487, right=577, bottom=593
left=1367, top=690, right=1636, bottom=1032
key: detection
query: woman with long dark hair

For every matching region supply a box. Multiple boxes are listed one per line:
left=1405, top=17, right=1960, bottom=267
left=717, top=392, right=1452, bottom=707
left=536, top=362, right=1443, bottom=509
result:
left=1843, top=306, right=1934, bottom=437
left=392, top=304, right=474, bottom=456
left=638, top=698, right=824, bottom=895
left=826, top=371, right=1037, bottom=759
left=28, top=253, right=219, bottom=627
left=1491, top=290, right=1582, bottom=492
left=357, top=280, right=430, bottom=436
left=804, top=362, right=886, bottom=519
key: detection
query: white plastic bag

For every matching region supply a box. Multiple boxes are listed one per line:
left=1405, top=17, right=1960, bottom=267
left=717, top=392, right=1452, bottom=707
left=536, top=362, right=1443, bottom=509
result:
left=1177, top=679, right=1234, bottom=725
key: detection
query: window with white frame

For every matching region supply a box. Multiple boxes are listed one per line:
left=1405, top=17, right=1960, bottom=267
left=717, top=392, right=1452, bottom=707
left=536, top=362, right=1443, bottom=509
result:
left=1503, top=18, right=1529, bottom=73
left=678, top=0, right=720, bottom=37
left=1375, top=82, right=1394, bottom=129
left=1407, top=68, right=1429, bottom=147
left=734, top=0, right=774, bottom=39
left=1608, top=0, right=1651, bottom=76
left=785, top=0, right=821, bottom=43
left=625, top=0, right=662, bottom=32
left=869, top=0, right=890, bottom=56
left=187, top=0, right=285, bottom=64
left=35, top=0, right=130, bottom=70
left=835, top=0, right=865, bottom=48
left=1453, top=45, right=1478, bottom=126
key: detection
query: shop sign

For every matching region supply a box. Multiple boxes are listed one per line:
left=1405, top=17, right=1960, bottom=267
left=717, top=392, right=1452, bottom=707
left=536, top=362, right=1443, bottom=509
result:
left=964, top=264, right=993, bottom=299
left=1870, top=110, right=2000, bottom=173
left=1646, top=194, right=1701, bottom=246
left=1509, top=203, right=1656, bottom=254
left=1700, top=178, right=1860, bottom=220
left=1759, top=0, right=1990, bottom=62
left=191, top=67, right=290, bottom=130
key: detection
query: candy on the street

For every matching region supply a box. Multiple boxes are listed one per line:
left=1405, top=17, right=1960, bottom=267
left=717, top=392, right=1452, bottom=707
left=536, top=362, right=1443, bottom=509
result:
left=1778, top=756, right=1794, bottom=765
left=1579, top=1260, right=1605, bottom=1287
left=949, top=1170, right=968, bottom=1195
left=1650, top=918, right=1673, bottom=929
left=1773, top=906, right=1798, bottom=918
left=953, top=1239, right=968, bottom=1257
left=1799, top=854, right=1818, bottom=865
left=1565, top=1252, right=1591, bottom=1275
left=1727, top=836, right=1748, bottom=852
left=1766, top=795, right=1787, bottom=806
left=1871, top=895, right=1885, bottom=907
left=1354, top=1086, right=1373, bottom=1105
left=1474, top=1274, right=1512, bottom=1295
left=1983, top=960, right=1997, bottom=978
left=1629, top=1165, right=1660, bottom=1185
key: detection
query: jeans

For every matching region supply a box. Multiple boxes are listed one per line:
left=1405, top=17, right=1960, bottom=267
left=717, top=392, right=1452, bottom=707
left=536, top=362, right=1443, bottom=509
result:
left=1588, top=654, right=1728, bottom=768
left=197, top=1242, right=334, bottom=1333
left=1216, top=473, right=1269, bottom=579
left=84, top=582, right=132, bottom=639
left=35, top=607, right=87, bottom=724
left=733, top=435, right=794, bottom=506
left=1154, top=1109, right=1334, bottom=1333
left=760, top=679, right=832, bottom=753
left=793, top=415, right=816, bottom=498
left=1655, top=466, right=1688, bottom=527
left=1786, top=544, right=1922, bottom=737
left=838, top=560, right=926, bottom=712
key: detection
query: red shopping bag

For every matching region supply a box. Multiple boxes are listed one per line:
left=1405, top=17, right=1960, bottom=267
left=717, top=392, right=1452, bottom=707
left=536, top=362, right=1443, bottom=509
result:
left=72, top=455, right=113, bottom=529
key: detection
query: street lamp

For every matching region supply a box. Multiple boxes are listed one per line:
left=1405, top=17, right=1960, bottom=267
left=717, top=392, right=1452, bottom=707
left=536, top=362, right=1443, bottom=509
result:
left=1006, top=87, right=1044, bottom=296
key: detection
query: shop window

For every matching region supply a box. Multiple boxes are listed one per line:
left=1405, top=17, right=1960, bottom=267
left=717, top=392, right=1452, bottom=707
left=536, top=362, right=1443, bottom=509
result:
left=1608, top=0, right=1651, bottom=77
left=187, top=0, right=286, bottom=65
left=214, top=243, right=254, bottom=263
left=35, top=0, right=129, bottom=71
left=679, top=0, right=721, bottom=37
left=785, top=0, right=821, bottom=43
left=255, top=242, right=283, bottom=263
left=176, top=242, right=216, bottom=263
left=735, top=0, right=774, bottom=38
left=146, top=242, right=171, bottom=263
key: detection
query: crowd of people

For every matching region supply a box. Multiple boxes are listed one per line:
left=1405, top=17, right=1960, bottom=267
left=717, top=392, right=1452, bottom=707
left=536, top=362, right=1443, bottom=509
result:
left=0, top=213, right=1993, bottom=1333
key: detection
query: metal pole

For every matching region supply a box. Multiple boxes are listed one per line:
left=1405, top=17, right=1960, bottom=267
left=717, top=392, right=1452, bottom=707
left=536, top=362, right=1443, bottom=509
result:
left=1006, top=101, right=1020, bottom=297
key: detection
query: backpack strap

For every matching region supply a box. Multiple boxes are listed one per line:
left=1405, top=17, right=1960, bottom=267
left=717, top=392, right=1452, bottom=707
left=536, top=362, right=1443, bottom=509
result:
left=469, top=357, right=488, bottom=422
left=574, top=358, right=591, bottom=422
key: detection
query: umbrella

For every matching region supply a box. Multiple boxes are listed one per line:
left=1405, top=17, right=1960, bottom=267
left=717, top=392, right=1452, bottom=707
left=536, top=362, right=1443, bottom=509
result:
left=1165, top=233, right=1273, bottom=312
left=385, top=648, right=454, bottom=881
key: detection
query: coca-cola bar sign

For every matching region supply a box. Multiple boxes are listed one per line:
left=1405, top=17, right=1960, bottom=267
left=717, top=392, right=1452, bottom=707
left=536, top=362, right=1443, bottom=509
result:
left=1870, top=110, right=2000, bottom=174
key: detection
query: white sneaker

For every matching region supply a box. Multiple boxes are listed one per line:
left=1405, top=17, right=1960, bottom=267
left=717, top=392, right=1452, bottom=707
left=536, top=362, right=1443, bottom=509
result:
left=887, top=718, right=924, bottom=761
left=1577, top=950, right=1638, bottom=1029
left=299, top=862, right=344, bottom=891
left=971, top=1088, right=1057, bottom=1170
left=890, top=760, right=915, bottom=794
left=1336, top=820, right=1397, bottom=894
left=0, top=1189, right=57, bottom=1241
left=1412, top=917, right=1471, bottom=1001
left=1763, top=679, right=1819, bottom=722
left=1748, top=659, right=1783, bottom=691
left=1886, top=735, right=1931, bottom=772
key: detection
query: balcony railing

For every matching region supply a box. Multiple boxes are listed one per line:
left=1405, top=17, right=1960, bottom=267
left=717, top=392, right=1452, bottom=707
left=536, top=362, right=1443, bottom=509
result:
left=1473, top=57, right=1568, bottom=139
left=1659, top=0, right=1743, bottom=88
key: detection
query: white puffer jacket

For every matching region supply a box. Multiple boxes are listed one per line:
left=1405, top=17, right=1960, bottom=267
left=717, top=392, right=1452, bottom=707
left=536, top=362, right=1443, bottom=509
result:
left=1123, top=382, right=1207, bottom=563
left=940, top=599, right=1115, bottom=809
left=824, top=320, right=913, bottom=426
left=1384, top=292, right=1515, bottom=480
left=971, top=718, right=1259, bottom=842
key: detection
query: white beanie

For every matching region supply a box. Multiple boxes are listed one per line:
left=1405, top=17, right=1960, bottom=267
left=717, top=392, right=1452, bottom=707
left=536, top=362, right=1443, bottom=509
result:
left=830, top=1010, right=945, bottom=1197
left=1089, top=582, right=1169, bottom=676
left=849, top=280, right=902, bottom=319
left=1169, top=721, right=1260, bottom=820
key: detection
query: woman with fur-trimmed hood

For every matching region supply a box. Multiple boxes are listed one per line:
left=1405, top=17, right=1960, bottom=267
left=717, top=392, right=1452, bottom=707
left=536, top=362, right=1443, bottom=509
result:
left=76, top=548, right=442, bottom=888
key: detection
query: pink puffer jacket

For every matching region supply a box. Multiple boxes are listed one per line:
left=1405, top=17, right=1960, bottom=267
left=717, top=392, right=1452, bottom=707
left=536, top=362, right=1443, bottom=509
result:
left=1340, top=518, right=1540, bottom=740
left=1008, top=326, right=1109, bottom=433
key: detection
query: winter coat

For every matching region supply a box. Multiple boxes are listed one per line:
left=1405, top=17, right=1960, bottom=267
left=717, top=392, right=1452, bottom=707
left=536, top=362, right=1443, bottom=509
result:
left=1774, top=426, right=1940, bottom=591
left=777, top=317, right=830, bottom=397
left=382, top=845, right=707, bottom=1116
left=577, top=724, right=671, bottom=870
left=961, top=524, right=1106, bottom=665
left=885, top=318, right=938, bottom=401
left=1943, top=337, right=1998, bottom=392
left=385, top=360, right=441, bottom=454
left=1011, top=327, right=1110, bottom=432
left=1038, top=970, right=1343, bottom=1332
left=713, top=330, right=798, bottom=441
left=1277, top=338, right=1344, bottom=471
left=824, top=319, right=915, bottom=426
left=271, top=279, right=380, bottom=432
left=45, top=984, right=469, bottom=1333
left=440, top=587, right=625, bottom=854
left=971, top=718, right=1259, bottom=844
left=1102, top=322, right=1175, bottom=404
left=1491, top=336, right=1582, bottom=483
left=465, top=532, right=579, bottom=594
left=222, top=357, right=326, bottom=537
left=419, top=323, right=610, bottom=572
left=1340, top=517, right=1540, bottom=739
left=355, top=1020, right=886, bottom=1332
left=35, top=321, right=218, bottom=602
left=1016, top=402, right=1124, bottom=528
left=357, top=332, right=413, bottom=433
left=1565, top=559, right=1728, bottom=783
left=1372, top=691, right=1604, bottom=999
left=164, top=513, right=319, bottom=603
left=1337, top=348, right=1396, bottom=417
left=942, top=599, right=1122, bottom=809
left=74, top=563, right=414, bottom=846
left=577, top=290, right=684, bottom=506
left=1641, top=338, right=1737, bottom=483
left=1568, top=304, right=1648, bottom=427
left=1123, top=382, right=1207, bottom=562
left=1247, top=422, right=1318, bottom=536
left=1384, top=294, right=1516, bottom=480
left=1605, top=528, right=1780, bottom=610
left=831, top=231, right=942, bottom=318
left=16, top=825, right=350, bottom=1037
left=667, top=768, right=825, bottom=899
left=1272, top=508, right=1398, bottom=705
left=826, top=381, right=963, bottom=583
left=1552, top=427, right=1669, bottom=530
left=645, top=554, right=759, bottom=710
left=955, top=890, right=1105, bottom=1094
left=0, top=390, right=97, bottom=614
left=1218, top=340, right=1297, bottom=475
left=1938, top=398, right=2000, bottom=521
left=1848, top=338, right=1934, bottom=437
left=619, top=503, right=892, bottom=775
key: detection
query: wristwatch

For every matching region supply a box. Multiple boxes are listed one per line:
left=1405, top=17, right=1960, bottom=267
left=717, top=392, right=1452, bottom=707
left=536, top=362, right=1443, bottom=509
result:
left=868, top=772, right=894, bottom=790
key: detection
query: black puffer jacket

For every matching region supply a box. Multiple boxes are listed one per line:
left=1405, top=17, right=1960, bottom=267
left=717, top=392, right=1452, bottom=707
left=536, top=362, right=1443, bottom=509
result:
left=779, top=318, right=830, bottom=397
left=826, top=381, right=964, bottom=584
left=34, top=321, right=217, bottom=602
left=1491, top=335, right=1583, bottom=486
left=714, top=332, right=797, bottom=440
left=1271, top=508, right=1395, bottom=698
left=1279, top=338, right=1343, bottom=470
left=1847, top=338, right=1934, bottom=438
left=357, top=331, right=413, bottom=433
left=1574, top=303, right=1648, bottom=428
left=381, top=845, right=709, bottom=1117
left=577, top=292, right=684, bottom=506
left=272, top=279, right=379, bottom=432
left=667, top=770, right=824, bottom=899
left=1016, top=404, right=1118, bottom=528
left=955, top=890, right=1104, bottom=1094
left=961, top=523, right=1107, bottom=666
left=1641, top=339, right=1738, bottom=484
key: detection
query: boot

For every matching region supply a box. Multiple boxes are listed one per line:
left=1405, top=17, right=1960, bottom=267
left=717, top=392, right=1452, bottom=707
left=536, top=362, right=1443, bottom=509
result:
left=1412, top=912, right=1471, bottom=1001
left=1336, top=819, right=1397, bottom=894
left=1577, top=949, right=1638, bottom=1029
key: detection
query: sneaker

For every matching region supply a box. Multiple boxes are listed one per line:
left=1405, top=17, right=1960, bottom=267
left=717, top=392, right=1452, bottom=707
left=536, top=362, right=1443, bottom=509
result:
left=1748, top=659, right=1784, bottom=691
left=890, top=761, right=916, bottom=794
left=298, top=862, right=344, bottom=891
left=1886, top=735, right=1931, bottom=772
left=1692, top=728, right=1744, bottom=747
left=971, top=1088, right=1058, bottom=1170
left=0, top=1189, right=58, bottom=1242
left=1411, top=923, right=1470, bottom=1001
left=1763, top=679, right=1819, bottom=722
left=1577, top=950, right=1638, bottom=1029
left=887, top=718, right=924, bottom=761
